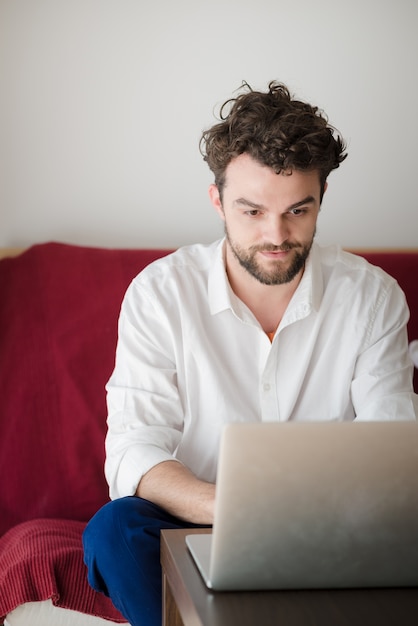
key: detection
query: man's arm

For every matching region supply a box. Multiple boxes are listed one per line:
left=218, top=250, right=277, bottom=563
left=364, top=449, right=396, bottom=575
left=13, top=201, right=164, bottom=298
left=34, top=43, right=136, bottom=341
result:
left=136, top=460, right=215, bottom=525
left=352, top=280, right=417, bottom=421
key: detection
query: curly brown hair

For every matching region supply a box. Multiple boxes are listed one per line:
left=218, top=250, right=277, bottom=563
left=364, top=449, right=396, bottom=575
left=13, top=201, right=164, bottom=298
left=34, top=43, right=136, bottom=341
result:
left=200, top=81, right=347, bottom=200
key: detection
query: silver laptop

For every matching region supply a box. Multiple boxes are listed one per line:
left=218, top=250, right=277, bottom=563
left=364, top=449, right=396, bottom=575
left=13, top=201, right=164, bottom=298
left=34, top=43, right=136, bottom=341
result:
left=186, top=421, right=418, bottom=591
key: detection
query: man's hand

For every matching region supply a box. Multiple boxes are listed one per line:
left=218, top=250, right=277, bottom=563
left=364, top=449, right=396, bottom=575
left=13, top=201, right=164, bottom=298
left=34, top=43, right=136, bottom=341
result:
left=136, top=460, right=215, bottom=525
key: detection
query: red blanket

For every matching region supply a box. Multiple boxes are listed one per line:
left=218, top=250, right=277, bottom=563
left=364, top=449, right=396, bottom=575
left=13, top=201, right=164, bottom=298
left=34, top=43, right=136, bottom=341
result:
left=0, top=518, right=127, bottom=623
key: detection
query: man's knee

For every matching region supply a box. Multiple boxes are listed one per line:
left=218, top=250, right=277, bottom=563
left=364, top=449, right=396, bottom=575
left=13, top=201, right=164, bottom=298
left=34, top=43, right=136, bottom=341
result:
left=82, top=496, right=167, bottom=622
left=82, top=496, right=177, bottom=569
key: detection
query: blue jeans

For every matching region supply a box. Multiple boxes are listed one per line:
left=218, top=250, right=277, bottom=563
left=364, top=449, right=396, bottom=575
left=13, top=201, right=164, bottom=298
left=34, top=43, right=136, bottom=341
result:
left=82, top=496, right=209, bottom=626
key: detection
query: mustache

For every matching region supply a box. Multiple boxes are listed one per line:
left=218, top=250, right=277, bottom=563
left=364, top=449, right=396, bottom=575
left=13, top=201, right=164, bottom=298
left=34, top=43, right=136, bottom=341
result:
left=250, top=242, right=301, bottom=253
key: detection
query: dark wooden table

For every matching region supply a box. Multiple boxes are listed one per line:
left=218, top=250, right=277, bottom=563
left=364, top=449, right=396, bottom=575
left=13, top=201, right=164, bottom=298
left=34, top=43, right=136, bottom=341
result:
left=161, top=528, right=418, bottom=626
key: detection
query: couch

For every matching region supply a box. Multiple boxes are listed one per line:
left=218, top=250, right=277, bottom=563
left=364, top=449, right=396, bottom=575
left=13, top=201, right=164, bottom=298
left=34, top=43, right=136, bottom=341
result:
left=0, top=242, right=417, bottom=626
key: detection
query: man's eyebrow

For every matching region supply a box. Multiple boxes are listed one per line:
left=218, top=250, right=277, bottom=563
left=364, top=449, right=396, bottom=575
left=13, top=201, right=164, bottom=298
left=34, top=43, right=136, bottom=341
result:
left=233, top=198, right=265, bottom=210
left=233, top=196, right=316, bottom=210
left=288, top=195, right=316, bottom=210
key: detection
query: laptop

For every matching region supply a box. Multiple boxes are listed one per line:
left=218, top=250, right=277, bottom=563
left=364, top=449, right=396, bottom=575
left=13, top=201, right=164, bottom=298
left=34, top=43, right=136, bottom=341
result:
left=186, top=421, right=418, bottom=591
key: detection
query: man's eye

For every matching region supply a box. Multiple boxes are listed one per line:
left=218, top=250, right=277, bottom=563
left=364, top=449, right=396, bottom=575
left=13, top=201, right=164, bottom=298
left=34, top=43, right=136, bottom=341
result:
left=289, top=208, right=306, bottom=216
left=245, top=210, right=260, bottom=217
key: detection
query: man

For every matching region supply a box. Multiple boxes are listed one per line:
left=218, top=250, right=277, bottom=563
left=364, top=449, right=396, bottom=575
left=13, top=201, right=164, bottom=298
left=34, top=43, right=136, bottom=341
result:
left=83, top=82, right=417, bottom=626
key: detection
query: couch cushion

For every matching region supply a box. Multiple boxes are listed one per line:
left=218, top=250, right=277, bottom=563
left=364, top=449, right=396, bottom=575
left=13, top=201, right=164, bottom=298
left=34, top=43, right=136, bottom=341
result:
left=0, top=243, right=171, bottom=537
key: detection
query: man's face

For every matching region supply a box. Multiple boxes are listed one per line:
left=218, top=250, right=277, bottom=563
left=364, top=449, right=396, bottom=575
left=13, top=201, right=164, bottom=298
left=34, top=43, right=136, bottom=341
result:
left=209, top=154, right=324, bottom=286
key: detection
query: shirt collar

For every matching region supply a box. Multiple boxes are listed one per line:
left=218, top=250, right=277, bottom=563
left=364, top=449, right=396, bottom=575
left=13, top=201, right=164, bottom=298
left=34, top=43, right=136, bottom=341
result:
left=208, top=238, right=240, bottom=316
left=279, top=242, right=324, bottom=329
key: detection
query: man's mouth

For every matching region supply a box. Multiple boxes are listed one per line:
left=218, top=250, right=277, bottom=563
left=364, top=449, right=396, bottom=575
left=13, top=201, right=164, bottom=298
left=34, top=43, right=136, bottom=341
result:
left=256, top=244, right=299, bottom=258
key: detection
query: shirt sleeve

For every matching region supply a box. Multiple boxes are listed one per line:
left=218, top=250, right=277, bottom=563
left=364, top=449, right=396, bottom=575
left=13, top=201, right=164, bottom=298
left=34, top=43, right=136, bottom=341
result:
left=352, top=280, right=418, bottom=421
left=104, top=280, right=185, bottom=500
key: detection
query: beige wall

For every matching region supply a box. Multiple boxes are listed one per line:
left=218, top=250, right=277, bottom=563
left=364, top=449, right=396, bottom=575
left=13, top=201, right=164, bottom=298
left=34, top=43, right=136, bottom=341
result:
left=1, top=0, right=417, bottom=249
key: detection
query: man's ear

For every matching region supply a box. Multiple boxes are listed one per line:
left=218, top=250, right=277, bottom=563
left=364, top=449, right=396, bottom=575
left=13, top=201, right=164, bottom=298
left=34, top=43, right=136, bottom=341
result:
left=319, top=181, right=328, bottom=210
left=208, top=184, right=225, bottom=220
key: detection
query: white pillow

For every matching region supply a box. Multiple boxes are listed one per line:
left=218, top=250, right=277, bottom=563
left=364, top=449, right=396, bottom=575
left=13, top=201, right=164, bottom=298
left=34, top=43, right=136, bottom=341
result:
left=4, top=600, right=130, bottom=626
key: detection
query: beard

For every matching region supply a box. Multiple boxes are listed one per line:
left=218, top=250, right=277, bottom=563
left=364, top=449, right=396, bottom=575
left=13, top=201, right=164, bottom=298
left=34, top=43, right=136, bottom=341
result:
left=225, top=226, right=315, bottom=286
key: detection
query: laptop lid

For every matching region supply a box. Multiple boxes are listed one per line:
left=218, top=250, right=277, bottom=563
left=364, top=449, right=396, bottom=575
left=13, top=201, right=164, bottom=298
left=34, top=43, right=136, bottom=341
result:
left=186, top=421, right=418, bottom=591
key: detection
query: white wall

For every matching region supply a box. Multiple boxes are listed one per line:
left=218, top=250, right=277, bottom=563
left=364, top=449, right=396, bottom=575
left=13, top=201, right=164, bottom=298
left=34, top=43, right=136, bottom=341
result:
left=1, top=0, right=417, bottom=249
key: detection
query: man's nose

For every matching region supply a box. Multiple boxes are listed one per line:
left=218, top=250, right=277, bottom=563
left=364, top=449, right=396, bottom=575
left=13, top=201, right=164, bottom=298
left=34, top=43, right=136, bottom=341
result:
left=265, top=215, right=289, bottom=246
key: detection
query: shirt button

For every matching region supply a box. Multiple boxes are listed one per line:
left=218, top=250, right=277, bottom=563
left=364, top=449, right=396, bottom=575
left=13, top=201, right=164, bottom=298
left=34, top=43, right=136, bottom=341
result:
left=263, top=383, right=271, bottom=392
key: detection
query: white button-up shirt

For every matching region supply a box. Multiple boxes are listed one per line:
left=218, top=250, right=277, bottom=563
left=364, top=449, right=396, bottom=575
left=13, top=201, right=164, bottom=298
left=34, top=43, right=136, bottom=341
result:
left=105, top=240, right=417, bottom=499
